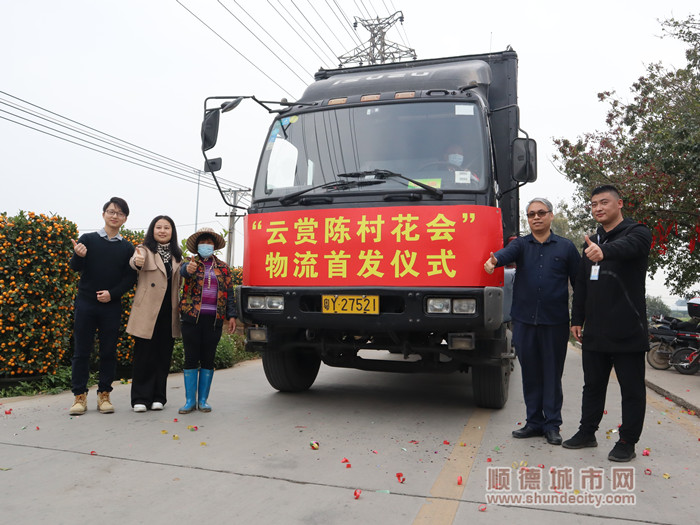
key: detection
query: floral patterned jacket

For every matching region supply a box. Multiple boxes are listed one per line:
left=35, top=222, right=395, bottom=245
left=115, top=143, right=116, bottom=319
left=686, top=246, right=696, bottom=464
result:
left=179, top=255, right=237, bottom=323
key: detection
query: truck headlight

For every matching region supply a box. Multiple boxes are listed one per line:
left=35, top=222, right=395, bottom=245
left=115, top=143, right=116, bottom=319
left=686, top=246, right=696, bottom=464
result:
left=452, top=298, right=476, bottom=314
left=248, top=295, right=284, bottom=310
left=427, top=298, right=451, bottom=314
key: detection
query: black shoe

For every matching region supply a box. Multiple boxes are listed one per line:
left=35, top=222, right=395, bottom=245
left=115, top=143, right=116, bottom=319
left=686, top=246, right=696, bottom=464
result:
left=562, top=431, right=598, bottom=449
left=544, top=429, right=562, bottom=445
left=512, top=426, right=543, bottom=439
left=608, top=440, right=636, bottom=462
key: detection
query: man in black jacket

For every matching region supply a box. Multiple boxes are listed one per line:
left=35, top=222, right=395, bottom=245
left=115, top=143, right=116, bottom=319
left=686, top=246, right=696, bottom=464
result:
left=562, top=185, right=652, bottom=462
left=68, top=197, right=136, bottom=415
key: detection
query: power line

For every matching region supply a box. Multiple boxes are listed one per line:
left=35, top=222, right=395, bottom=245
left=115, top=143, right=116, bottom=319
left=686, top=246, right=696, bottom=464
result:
left=353, top=0, right=370, bottom=19
left=270, top=0, right=336, bottom=67
left=303, top=0, right=346, bottom=51
left=324, top=0, right=363, bottom=47
left=289, top=0, right=339, bottom=61
left=228, top=0, right=315, bottom=80
left=176, top=0, right=296, bottom=99
left=217, top=0, right=311, bottom=86
left=331, top=0, right=364, bottom=46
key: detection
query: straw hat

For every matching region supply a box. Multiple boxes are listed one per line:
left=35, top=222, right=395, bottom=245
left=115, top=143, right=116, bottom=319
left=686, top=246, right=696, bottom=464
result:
left=186, top=227, right=225, bottom=253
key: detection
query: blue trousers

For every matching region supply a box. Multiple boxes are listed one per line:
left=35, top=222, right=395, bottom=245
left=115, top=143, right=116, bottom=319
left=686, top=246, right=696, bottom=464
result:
left=71, top=297, right=122, bottom=395
left=512, top=321, right=570, bottom=431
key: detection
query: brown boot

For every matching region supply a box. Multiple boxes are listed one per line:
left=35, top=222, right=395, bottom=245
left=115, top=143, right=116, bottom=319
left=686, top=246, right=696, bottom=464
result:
left=69, top=393, right=88, bottom=415
left=97, top=391, right=114, bottom=414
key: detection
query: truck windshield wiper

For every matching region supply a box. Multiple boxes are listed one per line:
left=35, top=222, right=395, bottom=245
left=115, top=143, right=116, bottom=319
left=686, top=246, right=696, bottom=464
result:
left=279, top=178, right=385, bottom=205
left=337, top=170, right=443, bottom=199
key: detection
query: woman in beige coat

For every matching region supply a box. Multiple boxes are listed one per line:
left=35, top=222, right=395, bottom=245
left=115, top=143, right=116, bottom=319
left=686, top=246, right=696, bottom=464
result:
left=126, top=216, right=182, bottom=412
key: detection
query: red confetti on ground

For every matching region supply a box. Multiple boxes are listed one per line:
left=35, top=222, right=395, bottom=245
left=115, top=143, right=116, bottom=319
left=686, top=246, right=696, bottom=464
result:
left=478, top=504, right=487, bottom=512
left=537, top=464, right=545, bottom=468
left=372, top=450, right=378, bottom=454
left=409, top=440, right=419, bottom=444
left=4, top=409, right=12, bottom=415
left=642, top=449, right=650, bottom=456
left=486, top=457, right=492, bottom=462
left=35, top=426, right=40, bottom=431
left=644, top=469, right=652, bottom=475
left=90, top=451, right=97, bottom=455
left=346, top=464, right=352, bottom=468
left=457, top=476, right=463, bottom=485
left=443, top=440, right=450, bottom=445
left=603, top=410, right=607, bottom=414
left=396, top=473, right=406, bottom=483
left=353, top=489, right=361, bottom=499
left=341, top=457, right=350, bottom=463
left=173, top=418, right=178, bottom=422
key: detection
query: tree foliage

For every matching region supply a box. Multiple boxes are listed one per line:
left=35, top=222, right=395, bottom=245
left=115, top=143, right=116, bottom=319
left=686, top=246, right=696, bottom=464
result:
left=646, top=295, right=671, bottom=318
left=553, top=15, right=700, bottom=295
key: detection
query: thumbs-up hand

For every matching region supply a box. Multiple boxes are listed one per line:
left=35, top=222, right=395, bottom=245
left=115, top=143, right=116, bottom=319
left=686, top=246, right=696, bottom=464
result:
left=186, top=258, right=197, bottom=275
left=133, top=247, right=145, bottom=268
left=72, top=239, right=87, bottom=257
left=483, top=252, right=498, bottom=274
left=584, top=234, right=604, bottom=263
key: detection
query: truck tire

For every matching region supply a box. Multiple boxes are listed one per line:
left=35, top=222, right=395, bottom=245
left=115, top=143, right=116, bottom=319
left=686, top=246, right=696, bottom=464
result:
left=262, top=348, right=322, bottom=392
left=472, top=363, right=510, bottom=409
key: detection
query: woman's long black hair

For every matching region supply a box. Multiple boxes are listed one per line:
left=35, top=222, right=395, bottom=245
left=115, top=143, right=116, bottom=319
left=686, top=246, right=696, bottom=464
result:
left=143, top=215, right=182, bottom=262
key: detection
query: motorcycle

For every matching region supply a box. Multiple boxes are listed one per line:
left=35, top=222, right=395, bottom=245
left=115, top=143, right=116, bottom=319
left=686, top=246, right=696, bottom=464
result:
left=669, top=346, right=700, bottom=375
left=646, top=305, right=700, bottom=371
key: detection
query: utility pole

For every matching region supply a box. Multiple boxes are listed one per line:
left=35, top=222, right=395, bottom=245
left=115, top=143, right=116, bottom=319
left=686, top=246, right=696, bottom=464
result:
left=337, top=11, right=416, bottom=67
left=215, top=189, right=244, bottom=266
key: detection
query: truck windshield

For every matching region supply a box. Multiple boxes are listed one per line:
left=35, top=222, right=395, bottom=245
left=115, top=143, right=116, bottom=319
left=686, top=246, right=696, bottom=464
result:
left=254, top=101, right=488, bottom=200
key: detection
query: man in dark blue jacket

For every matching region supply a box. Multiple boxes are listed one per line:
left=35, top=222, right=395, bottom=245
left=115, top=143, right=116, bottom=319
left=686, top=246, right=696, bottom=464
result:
left=563, top=185, right=652, bottom=462
left=485, top=198, right=580, bottom=445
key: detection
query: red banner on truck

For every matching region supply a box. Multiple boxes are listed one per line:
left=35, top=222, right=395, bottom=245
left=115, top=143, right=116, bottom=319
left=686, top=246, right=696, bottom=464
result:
left=243, top=204, right=504, bottom=287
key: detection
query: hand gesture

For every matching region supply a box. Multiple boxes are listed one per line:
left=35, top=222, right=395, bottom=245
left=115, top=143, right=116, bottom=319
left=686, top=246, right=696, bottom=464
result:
left=133, top=247, right=145, bottom=268
left=71, top=239, right=87, bottom=257
left=96, top=290, right=111, bottom=303
left=483, top=252, right=498, bottom=274
left=584, top=235, right=604, bottom=263
left=186, top=259, right=197, bottom=275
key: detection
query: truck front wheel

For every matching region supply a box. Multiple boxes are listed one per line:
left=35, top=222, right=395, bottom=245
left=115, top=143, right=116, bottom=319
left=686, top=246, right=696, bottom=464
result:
left=472, top=362, right=510, bottom=409
left=262, top=348, right=321, bottom=392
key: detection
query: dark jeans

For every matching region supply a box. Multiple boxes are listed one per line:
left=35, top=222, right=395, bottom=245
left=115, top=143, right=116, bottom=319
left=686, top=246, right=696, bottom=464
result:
left=579, top=350, right=646, bottom=444
left=181, top=316, right=222, bottom=370
left=71, top=297, right=121, bottom=395
left=512, top=321, right=569, bottom=432
left=130, top=319, right=174, bottom=407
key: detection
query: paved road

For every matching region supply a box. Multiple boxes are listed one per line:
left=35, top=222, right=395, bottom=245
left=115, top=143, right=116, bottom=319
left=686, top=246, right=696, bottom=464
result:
left=1, top=346, right=699, bottom=525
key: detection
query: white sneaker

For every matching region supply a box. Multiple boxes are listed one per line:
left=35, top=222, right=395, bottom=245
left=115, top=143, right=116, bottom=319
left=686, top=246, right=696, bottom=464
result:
left=151, top=402, right=164, bottom=411
left=133, top=404, right=147, bottom=412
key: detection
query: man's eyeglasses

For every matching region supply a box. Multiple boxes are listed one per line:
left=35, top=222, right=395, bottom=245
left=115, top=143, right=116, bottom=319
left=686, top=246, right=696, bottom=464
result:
left=526, top=210, right=550, bottom=219
left=104, top=210, right=126, bottom=218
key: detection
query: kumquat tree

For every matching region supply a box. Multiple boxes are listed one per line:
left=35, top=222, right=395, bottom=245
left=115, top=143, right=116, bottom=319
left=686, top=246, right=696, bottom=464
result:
left=114, top=227, right=144, bottom=369
left=553, top=15, right=700, bottom=295
left=0, top=211, right=78, bottom=377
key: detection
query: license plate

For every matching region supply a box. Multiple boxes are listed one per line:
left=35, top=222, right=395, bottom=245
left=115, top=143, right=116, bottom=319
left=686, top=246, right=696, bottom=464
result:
left=322, top=295, right=379, bottom=315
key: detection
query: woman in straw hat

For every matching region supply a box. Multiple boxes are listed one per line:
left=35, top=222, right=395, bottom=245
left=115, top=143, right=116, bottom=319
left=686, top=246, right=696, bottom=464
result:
left=178, top=228, right=237, bottom=413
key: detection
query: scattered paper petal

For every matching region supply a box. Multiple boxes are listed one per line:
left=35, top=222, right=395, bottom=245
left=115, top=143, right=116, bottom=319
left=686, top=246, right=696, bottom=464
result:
left=396, top=473, right=405, bottom=483
left=644, top=469, right=652, bottom=475
left=537, top=464, right=545, bottom=469
left=173, top=418, right=178, bottom=422
left=200, top=442, right=207, bottom=446
left=346, top=464, right=352, bottom=468
left=457, top=476, right=463, bottom=485
left=603, top=410, right=607, bottom=414
left=478, top=504, right=487, bottom=512
left=4, top=409, right=12, bottom=415
left=486, top=457, right=492, bottom=462
left=341, top=457, right=350, bottom=463
left=372, top=450, right=378, bottom=454
left=90, top=451, right=97, bottom=455
left=663, top=473, right=671, bottom=479
left=443, top=440, right=450, bottom=445
left=353, top=489, right=362, bottom=499
left=35, top=426, right=40, bottom=431
left=310, top=441, right=319, bottom=450
left=642, top=448, right=650, bottom=456
left=161, top=430, right=168, bottom=434
left=173, top=434, right=179, bottom=440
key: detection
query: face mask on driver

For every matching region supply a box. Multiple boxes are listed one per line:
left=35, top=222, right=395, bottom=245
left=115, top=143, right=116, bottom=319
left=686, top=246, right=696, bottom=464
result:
left=448, top=153, right=463, bottom=167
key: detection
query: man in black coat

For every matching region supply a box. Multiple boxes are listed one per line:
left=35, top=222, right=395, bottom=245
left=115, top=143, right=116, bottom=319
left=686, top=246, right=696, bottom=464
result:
left=562, top=185, right=652, bottom=462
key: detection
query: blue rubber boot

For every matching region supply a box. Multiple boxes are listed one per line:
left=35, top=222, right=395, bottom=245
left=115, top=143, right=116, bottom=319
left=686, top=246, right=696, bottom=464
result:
left=178, top=369, right=198, bottom=414
left=197, top=369, right=214, bottom=412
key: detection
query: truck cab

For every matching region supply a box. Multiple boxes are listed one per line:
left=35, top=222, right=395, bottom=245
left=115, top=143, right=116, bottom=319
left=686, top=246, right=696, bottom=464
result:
left=201, top=49, right=536, bottom=408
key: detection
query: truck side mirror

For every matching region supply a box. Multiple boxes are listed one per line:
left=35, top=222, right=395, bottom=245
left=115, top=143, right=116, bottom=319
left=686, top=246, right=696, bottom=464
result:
left=205, top=158, right=222, bottom=173
left=512, top=138, right=537, bottom=183
left=201, top=108, right=221, bottom=152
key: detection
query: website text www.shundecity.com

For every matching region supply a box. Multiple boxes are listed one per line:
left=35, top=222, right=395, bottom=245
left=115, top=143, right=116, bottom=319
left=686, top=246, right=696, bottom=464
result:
left=484, top=465, right=637, bottom=509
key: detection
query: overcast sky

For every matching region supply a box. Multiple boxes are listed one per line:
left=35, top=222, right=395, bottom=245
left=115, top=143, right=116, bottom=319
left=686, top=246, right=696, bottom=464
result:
left=1, top=0, right=696, bottom=306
